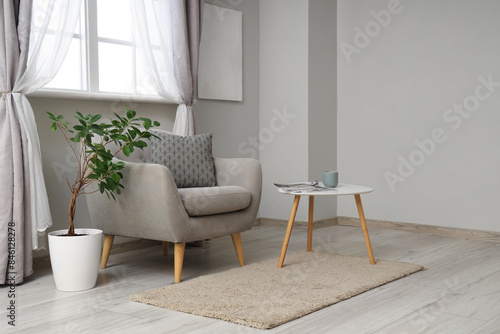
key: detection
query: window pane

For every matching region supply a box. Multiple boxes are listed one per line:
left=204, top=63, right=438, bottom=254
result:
left=98, top=42, right=134, bottom=93
left=136, top=54, right=158, bottom=96
left=97, top=0, right=132, bottom=42
left=44, top=37, right=85, bottom=91
left=39, top=1, right=86, bottom=91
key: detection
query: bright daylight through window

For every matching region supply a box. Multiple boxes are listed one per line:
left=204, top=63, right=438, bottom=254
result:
left=39, top=0, right=158, bottom=98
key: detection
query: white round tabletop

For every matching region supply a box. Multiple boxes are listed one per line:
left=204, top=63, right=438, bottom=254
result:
left=275, top=182, right=373, bottom=196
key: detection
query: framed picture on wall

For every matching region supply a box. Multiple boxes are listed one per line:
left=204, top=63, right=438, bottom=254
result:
left=198, top=4, right=243, bottom=102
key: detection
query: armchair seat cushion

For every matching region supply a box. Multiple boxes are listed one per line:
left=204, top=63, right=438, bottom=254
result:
left=178, top=186, right=251, bottom=216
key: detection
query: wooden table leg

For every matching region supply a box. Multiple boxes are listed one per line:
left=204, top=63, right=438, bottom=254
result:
left=278, top=195, right=301, bottom=268
left=354, top=194, right=376, bottom=264
left=307, top=196, right=314, bottom=252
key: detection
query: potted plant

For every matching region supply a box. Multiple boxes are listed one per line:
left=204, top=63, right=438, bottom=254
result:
left=47, top=107, right=159, bottom=291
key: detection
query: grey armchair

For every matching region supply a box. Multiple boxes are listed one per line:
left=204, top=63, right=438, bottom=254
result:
left=86, top=131, right=262, bottom=283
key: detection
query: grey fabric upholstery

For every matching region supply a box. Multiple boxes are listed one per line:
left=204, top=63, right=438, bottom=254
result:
left=86, top=130, right=262, bottom=244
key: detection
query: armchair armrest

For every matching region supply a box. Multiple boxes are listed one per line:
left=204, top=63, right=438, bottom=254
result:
left=215, top=158, right=262, bottom=188
left=214, top=158, right=262, bottom=217
left=86, top=159, right=191, bottom=242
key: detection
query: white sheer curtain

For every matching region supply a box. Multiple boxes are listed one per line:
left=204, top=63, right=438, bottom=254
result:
left=172, top=104, right=195, bottom=135
left=130, top=0, right=184, bottom=121
left=15, top=0, right=82, bottom=249
left=131, top=0, right=203, bottom=136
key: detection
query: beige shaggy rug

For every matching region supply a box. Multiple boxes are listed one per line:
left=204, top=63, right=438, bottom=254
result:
left=130, top=251, right=424, bottom=329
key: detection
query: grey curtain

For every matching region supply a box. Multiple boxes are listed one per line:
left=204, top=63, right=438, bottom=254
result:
left=0, top=0, right=33, bottom=284
left=171, top=0, right=204, bottom=135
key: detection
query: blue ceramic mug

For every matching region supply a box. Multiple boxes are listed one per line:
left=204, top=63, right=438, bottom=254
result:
left=323, top=171, right=338, bottom=188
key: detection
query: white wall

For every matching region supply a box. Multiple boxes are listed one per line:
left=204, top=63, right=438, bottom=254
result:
left=260, top=0, right=337, bottom=222
left=260, top=0, right=310, bottom=221
left=337, top=0, right=500, bottom=232
left=308, top=0, right=338, bottom=221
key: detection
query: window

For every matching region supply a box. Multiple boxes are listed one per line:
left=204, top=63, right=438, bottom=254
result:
left=39, top=0, right=158, bottom=99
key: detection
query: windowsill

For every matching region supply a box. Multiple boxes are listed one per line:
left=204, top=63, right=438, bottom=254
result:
left=27, top=89, right=177, bottom=105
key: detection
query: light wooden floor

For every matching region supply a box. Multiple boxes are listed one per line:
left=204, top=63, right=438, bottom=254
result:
left=7, top=224, right=500, bottom=333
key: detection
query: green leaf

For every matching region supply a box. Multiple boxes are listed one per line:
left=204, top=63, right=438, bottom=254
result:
left=98, top=150, right=113, bottom=160
left=131, top=140, right=147, bottom=149
left=153, top=121, right=160, bottom=126
left=140, top=118, right=152, bottom=129
left=89, top=114, right=101, bottom=124
left=90, top=127, right=104, bottom=136
left=87, top=173, right=100, bottom=180
left=123, top=145, right=131, bottom=157
left=126, top=108, right=136, bottom=120
left=70, top=134, right=81, bottom=143
left=50, top=124, right=57, bottom=132
left=95, top=159, right=104, bottom=169
left=99, top=182, right=105, bottom=194
left=93, top=168, right=106, bottom=175
left=127, top=129, right=137, bottom=140
left=106, top=178, right=117, bottom=191
left=111, top=173, right=121, bottom=183
left=113, top=113, right=125, bottom=123
left=47, top=112, right=56, bottom=120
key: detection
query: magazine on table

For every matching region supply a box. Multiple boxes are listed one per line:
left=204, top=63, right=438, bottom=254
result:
left=273, top=181, right=336, bottom=193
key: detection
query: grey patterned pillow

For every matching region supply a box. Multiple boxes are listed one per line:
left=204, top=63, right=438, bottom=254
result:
left=150, top=130, right=216, bottom=188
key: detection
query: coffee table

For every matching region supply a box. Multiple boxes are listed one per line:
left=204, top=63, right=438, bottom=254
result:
left=276, top=183, right=375, bottom=268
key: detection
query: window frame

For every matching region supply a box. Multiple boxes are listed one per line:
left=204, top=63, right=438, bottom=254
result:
left=28, top=0, right=167, bottom=104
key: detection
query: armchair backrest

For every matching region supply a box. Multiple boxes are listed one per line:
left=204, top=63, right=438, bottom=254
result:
left=113, top=143, right=152, bottom=164
left=108, top=128, right=173, bottom=164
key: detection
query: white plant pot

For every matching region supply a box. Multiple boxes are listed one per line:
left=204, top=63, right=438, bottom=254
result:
left=48, top=228, right=103, bottom=292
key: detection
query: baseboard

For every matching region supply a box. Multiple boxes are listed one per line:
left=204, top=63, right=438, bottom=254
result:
left=255, top=217, right=338, bottom=229
left=254, top=216, right=500, bottom=242
left=338, top=216, right=500, bottom=243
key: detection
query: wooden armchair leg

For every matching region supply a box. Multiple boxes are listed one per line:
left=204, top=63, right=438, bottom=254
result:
left=162, top=241, right=169, bottom=256
left=174, top=243, right=186, bottom=283
left=101, top=234, right=115, bottom=269
left=231, top=233, right=245, bottom=266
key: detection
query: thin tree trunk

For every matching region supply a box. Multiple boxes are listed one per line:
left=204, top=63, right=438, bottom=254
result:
left=68, top=192, right=77, bottom=236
